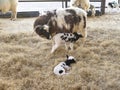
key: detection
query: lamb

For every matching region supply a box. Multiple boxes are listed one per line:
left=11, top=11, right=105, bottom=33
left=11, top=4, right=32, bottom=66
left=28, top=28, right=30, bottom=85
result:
left=89, top=4, right=96, bottom=17
left=0, top=0, right=18, bottom=20
left=53, top=55, right=76, bottom=76
left=108, top=1, right=120, bottom=13
left=108, top=1, right=119, bottom=8
left=70, top=0, right=90, bottom=11
left=51, top=32, right=83, bottom=53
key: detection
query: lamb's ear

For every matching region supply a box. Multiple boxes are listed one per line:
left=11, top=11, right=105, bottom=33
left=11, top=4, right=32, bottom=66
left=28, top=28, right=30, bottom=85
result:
left=78, top=34, right=83, bottom=38
left=73, top=32, right=77, bottom=35
left=66, top=55, right=69, bottom=59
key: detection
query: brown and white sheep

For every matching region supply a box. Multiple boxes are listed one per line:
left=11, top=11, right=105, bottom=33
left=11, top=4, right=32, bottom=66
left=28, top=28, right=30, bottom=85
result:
left=34, top=7, right=87, bottom=52
left=0, top=0, right=18, bottom=20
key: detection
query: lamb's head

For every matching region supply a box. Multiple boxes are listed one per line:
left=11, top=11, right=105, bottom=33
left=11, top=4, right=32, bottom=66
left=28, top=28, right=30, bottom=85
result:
left=65, top=55, right=76, bottom=67
left=73, top=32, right=83, bottom=41
left=34, top=25, right=51, bottom=39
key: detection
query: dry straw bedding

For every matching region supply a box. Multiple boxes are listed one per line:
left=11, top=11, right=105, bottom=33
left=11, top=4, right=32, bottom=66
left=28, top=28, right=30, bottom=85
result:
left=0, top=14, right=120, bottom=90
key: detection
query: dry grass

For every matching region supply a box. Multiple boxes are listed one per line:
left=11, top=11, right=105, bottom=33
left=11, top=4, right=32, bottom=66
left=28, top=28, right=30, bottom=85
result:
left=0, top=14, right=120, bottom=90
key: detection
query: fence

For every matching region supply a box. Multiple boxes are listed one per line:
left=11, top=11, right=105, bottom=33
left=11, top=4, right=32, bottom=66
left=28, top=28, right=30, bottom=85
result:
left=19, top=0, right=66, bottom=9
left=91, top=0, right=106, bottom=14
left=19, top=0, right=106, bottom=14
left=0, top=0, right=106, bottom=18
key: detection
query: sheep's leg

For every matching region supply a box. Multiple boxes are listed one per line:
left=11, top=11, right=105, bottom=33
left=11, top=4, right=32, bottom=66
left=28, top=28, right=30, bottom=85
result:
left=117, top=6, right=120, bottom=13
left=91, top=8, right=95, bottom=17
left=108, top=7, right=112, bottom=14
left=51, top=40, right=55, bottom=53
left=69, top=43, right=74, bottom=51
left=11, top=5, right=17, bottom=20
left=51, top=44, right=59, bottom=53
left=1, top=2, right=10, bottom=14
left=81, top=29, right=87, bottom=46
left=65, top=43, right=69, bottom=50
left=11, top=10, right=17, bottom=20
left=65, top=43, right=74, bottom=51
left=82, top=37, right=86, bottom=46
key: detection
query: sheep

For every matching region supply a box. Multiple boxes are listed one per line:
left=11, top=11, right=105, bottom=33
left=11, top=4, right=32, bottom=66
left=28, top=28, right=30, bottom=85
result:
left=0, top=0, right=18, bottom=20
left=53, top=55, right=76, bottom=76
left=70, top=0, right=90, bottom=11
left=89, top=4, right=96, bottom=17
left=108, top=1, right=120, bottom=13
left=34, top=7, right=87, bottom=47
left=108, top=1, right=119, bottom=8
left=51, top=32, right=83, bottom=53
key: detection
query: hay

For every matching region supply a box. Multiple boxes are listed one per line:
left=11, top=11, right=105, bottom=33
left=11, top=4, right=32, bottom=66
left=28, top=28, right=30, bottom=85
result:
left=0, top=14, right=120, bottom=90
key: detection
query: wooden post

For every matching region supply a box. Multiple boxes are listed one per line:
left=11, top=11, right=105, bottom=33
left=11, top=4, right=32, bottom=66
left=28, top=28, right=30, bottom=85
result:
left=101, top=0, right=106, bottom=14
left=62, top=0, right=64, bottom=8
left=118, top=0, right=120, bottom=4
left=65, top=0, right=68, bottom=8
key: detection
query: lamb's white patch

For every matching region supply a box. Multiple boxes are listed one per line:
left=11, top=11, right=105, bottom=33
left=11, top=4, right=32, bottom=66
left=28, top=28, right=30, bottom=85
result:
left=53, top=62, right=69, bottom=76
left=53, top=55, right=76, bottom=76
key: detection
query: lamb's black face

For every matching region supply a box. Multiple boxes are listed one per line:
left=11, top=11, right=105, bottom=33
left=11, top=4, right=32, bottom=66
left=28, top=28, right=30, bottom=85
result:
left=73, top=32, right=83, bottom=41
left=35, top=26, right=51, bottom=39
left=108, top=3, right=114, bottom=8
left=65, top=55, right=76, bottom=66
left=65, top=59, right=76, bottom=66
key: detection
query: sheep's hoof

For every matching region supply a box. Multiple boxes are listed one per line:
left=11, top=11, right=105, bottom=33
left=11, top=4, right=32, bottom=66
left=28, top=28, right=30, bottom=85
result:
left=67, top=47, right=71, bottom=50
left=51, top=50, right=54, bottom=54
left=10, top=18, right=16, bottom=21
left=68, top=47, right=73, bottom=51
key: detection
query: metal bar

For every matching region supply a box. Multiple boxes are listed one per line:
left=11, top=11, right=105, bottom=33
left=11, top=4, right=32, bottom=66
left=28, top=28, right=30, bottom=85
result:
left=19, top=0, right=106, bottom=15
left=19, top=0, right=65, bottom=2
left=62, top=0, right=64, bottom=8
left=118, top=0, right=120, bottom=4
left=65, top=0, right=68, bottom=8
left=101, top=0, right=106, bottom=14
left=90, top=0, right=101, bottom=2
left=0, top=11, right=39, bottom=18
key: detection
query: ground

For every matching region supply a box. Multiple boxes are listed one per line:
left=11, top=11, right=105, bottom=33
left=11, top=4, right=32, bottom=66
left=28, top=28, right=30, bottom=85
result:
left=0, top=13, right=120, bottom=90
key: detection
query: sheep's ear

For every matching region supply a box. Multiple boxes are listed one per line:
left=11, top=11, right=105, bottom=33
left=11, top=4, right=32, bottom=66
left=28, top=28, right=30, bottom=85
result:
left=73, top=32, right=77, bottom=35
left=79, top=34, right=83, bottom=38
left=66, top=55, right=69, bottom=59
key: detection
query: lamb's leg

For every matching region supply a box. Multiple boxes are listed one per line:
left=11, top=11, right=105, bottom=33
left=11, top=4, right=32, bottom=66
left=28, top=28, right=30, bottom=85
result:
left=51, top=44, right=59, bottom=53
left=65, top=43, right=74, bottom=51
left=69, top=43, right=74, bottom=51
left=65, top=43, right=69, bottom=50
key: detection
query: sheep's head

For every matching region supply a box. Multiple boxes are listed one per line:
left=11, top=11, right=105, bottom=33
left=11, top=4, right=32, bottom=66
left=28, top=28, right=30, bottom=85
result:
left=65, top=55, right=76, bottom=66
left=73, top=32, right=83, bottom=41
left=34, top=25, right=51, bottom=39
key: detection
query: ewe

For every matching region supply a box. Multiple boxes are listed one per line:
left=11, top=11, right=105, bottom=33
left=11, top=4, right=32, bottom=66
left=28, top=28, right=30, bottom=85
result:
left=70, top=0, right=90, bottom=11
left=0, top=0, right=18, bottom=20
